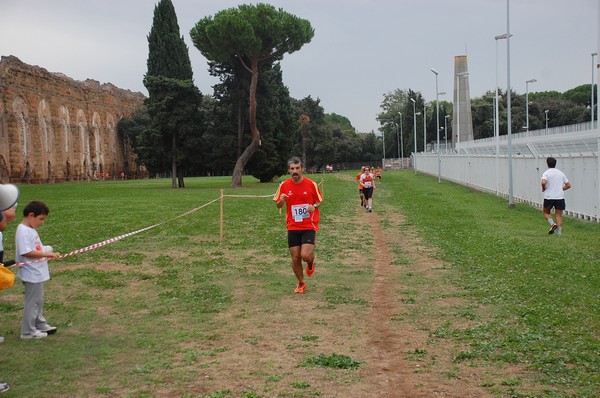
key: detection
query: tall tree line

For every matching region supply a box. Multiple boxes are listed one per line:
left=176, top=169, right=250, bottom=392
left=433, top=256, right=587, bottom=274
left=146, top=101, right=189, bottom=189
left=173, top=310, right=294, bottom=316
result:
left=119, top=1, right=595, bottom=185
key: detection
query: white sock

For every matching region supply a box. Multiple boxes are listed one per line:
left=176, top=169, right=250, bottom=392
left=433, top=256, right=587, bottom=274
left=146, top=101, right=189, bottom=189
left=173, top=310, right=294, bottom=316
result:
left=557, top=227, right=562, bottom=235
left=548, top=218, right=555, bottom=226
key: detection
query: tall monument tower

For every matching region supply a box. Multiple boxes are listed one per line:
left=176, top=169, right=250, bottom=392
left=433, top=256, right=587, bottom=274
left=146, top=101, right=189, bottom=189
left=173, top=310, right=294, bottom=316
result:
left=452, top=55, right=474, bottom=149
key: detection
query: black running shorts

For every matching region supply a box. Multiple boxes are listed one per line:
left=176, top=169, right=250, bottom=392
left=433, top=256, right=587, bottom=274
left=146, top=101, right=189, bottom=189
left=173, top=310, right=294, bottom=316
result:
left=288, top=230, right=316, bottom=248
left=543, top=198, right=566, bottom=211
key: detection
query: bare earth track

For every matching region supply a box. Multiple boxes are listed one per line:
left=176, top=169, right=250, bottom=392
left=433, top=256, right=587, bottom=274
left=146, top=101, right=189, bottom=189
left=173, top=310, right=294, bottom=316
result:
left=177, top=188, right=497, bottom=397
left=91, top=179, right=508, bottom=397
left=347, top=205, right=492, bottom=397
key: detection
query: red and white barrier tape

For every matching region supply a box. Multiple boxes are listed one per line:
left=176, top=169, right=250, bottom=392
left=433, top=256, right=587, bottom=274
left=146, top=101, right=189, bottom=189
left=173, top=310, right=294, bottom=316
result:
left=10, top=196, right=222, bottom=268
left=9, top=189, right=288, bottom=269
left=223, top=194, right=275, bottom=198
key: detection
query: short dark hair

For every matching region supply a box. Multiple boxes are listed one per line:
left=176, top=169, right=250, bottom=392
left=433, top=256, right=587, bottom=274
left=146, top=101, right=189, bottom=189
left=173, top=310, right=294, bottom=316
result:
left=546, top=157, right=557, bottom=168
left=287, top=156, right=302, bottom=167
left=23, top=201, right=50, bottom=217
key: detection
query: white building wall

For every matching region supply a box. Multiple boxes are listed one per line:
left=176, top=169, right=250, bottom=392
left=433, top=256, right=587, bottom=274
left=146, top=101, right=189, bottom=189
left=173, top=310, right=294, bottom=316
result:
left=414, top=126, right=599, bottom=221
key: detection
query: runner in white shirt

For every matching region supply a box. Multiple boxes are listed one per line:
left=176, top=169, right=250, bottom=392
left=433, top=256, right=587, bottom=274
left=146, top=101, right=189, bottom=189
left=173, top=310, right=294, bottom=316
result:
left=541, top=157, right=571, bottom=236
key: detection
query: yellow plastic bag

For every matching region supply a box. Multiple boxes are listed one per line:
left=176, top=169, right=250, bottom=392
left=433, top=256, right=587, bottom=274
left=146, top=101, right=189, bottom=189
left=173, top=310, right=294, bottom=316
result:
left=0, top=265, right=15, bottom=290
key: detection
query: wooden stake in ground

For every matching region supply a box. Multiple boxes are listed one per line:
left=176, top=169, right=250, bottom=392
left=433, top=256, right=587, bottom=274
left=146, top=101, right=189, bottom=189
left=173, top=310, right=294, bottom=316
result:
left=220, top=189, right=224, bottom=242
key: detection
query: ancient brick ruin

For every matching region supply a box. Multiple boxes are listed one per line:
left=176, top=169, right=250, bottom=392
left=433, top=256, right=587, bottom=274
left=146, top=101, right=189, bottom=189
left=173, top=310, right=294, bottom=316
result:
left=0, top=55, right=146, bottom=183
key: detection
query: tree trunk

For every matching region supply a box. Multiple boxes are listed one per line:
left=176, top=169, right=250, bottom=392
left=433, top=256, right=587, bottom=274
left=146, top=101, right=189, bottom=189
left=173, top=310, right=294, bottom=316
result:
left=177, top=169, right=185, bottom=188
left=231, top=138, right=260, bottom=187
left=171, top=134, right=177, bottom=189
left=237, top=96, right=243, bottom=159
left=231, top=57, right=260, bottom=188
left=302, top=126, right=308, bottom=169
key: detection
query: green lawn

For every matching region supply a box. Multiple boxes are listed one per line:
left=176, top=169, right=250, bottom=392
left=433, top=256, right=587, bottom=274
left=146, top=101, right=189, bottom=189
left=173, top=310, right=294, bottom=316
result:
left=0, top=172, right=597, bottom=397
left=382, top=171, right=600, bottom=397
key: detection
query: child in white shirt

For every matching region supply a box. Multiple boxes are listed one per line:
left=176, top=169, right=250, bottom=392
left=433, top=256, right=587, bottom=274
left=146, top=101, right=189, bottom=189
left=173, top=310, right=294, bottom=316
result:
left=16, top=201, right=60, bottom=339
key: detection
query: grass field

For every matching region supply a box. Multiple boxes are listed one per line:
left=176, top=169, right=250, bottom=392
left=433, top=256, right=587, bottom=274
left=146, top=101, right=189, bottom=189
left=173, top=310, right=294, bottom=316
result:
left=0, top=172, right=598, bottom=397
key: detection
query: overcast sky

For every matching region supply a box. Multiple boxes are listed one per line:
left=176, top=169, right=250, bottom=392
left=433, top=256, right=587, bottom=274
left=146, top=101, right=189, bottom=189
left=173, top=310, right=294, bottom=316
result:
left=1, top=0, right=597, bottom=133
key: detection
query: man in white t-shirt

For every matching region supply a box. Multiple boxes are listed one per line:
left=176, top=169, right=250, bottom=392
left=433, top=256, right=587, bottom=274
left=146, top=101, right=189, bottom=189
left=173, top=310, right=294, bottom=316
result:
left=541, top=157, right=571, bottom=236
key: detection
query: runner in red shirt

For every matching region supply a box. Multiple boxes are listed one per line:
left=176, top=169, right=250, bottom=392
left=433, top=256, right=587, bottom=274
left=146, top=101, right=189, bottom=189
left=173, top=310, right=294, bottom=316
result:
left=360, top=166, right=376, bottom=212
left=274, top=157, right=323, bottom=294
left=355, top=166, right=366, bottom=207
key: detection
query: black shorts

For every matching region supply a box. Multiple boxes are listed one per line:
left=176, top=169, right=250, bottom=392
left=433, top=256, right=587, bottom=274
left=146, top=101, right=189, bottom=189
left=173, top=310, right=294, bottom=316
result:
left=288, top=230, right=316, bottom=248
left=362, top=187, right=374, bottom=200
left=543, top=199, right=566, bottom=211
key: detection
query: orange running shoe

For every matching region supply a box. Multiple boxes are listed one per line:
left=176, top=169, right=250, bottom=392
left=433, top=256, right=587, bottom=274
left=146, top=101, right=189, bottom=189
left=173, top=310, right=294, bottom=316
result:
left=306, top=261, right=315, bottom=277
left=294, top=281, right=306, bottom=294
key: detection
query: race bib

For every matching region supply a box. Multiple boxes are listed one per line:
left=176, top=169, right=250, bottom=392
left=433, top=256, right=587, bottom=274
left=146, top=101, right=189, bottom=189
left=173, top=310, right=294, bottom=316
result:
left=291, top=204, right=309, bottom=222
left=363, top=181, right=372, bottom=188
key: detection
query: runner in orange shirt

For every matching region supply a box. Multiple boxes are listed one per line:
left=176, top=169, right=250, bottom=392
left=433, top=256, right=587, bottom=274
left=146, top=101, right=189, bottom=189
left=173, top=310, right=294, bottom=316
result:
left=360, top=166, right=376, bottom=212
left=355, top=166, right=366, bottom=208
left=274, top=157, right=324, bottom=294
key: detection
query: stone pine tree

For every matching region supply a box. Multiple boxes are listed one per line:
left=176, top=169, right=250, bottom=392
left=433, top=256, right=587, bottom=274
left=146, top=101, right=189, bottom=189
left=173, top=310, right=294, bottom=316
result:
left=145, top=0, right=202, bottom=188
left=190, top=3, right=314, bottom=187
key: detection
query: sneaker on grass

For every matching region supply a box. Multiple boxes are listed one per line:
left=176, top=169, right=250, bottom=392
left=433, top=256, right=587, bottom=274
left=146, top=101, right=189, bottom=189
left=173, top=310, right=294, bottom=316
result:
left=548, top=224, right=558, bottom=235
left=0, top=383, right=9, bottom=393
left=38, top=324, right=57, bottom=335
left=294, top=281, right=306, bottom=294
left=306, top=261, right=315, bottom=277
left=21, top=330, right=48, bottom=340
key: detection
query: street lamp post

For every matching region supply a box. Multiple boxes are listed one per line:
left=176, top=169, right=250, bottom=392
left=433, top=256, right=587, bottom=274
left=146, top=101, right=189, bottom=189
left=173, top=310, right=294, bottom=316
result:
left=495, top=33, right=511, bottom=195
left=506, top=0, right=514, bottom=207
left=430, top=68, right=441, bottom=183
left=525, top=78, right=537, bottom=132
left=423, top=104, right=427, bottom=152
left=397, top=113, right=402, bottom=166
left=400, top=114, right=404, bottom=169
left=444, top=115, right=450, bottom=150
left=592, top=52, right=597, bottom=127
left=395, top=122, right=399, bottom=161
left=411, top=98, right=419, bottom=174
left=545, top=110, right=549, bottom=134
left=456, top=72, right=468, bottom=148
left=382, top=129, right=385, bottom=167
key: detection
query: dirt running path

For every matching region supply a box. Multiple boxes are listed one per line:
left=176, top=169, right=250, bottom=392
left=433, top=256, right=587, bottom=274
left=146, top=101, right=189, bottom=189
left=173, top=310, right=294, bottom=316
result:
left=351, top=204, right=492, bottom=397
left=360, top=209, right=430, bottom=397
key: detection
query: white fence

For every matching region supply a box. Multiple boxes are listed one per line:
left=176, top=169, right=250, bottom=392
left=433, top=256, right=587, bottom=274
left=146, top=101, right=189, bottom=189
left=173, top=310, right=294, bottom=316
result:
left=413, top=124, right=600, bottom=222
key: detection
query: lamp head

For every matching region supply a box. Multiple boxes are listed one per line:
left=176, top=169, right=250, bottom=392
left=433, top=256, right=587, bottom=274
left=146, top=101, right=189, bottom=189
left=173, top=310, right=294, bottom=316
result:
left=430, top=68, right=438, bottom=75
left=495, top=33, right=513, bottom=40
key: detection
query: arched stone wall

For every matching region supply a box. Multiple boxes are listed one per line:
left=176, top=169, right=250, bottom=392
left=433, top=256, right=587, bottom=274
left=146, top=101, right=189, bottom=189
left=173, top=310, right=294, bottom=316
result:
left=0, top=55, right=145, bottom=183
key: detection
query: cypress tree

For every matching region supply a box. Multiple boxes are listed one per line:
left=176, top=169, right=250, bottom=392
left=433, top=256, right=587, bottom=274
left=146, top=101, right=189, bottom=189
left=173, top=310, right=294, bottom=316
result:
left=144, top=0, right=202, bottom=188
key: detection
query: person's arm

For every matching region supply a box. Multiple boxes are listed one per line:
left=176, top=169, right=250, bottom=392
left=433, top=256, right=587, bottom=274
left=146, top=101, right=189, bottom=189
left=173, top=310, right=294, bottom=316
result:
left=275, top=194, right=287, bottom=209
left=309, top=201, right=321, bottom=213
left=22, top=249, right=61, bottom=260
left=541, top=178, right=547, bottom=192
left=563, top=181, right=571, bottom=191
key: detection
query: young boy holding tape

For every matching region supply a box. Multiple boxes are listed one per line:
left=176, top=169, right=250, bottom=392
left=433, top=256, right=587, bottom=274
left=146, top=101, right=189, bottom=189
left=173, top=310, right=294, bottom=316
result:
left=16, top=201, right=60, bottom=339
